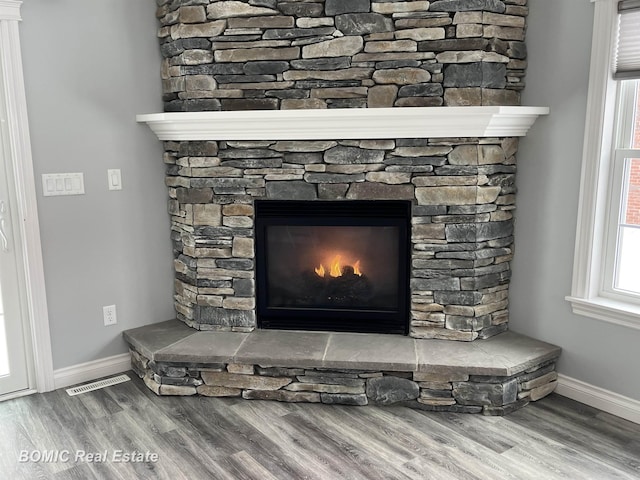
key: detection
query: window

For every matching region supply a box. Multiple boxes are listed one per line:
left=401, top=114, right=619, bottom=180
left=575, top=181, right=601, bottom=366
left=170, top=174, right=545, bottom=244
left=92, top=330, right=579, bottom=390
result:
left=603, top=80, right=640, bottom=299
left=567, top=0, right=640, bottom=329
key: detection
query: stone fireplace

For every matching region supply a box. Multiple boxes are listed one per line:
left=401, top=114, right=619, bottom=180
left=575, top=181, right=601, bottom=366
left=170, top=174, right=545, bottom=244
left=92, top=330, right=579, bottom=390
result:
left=124, top=0, right=561, bottom=415
left=146, top=125, right=541, bottom=341
left=144, top=0, right=544, bottom=341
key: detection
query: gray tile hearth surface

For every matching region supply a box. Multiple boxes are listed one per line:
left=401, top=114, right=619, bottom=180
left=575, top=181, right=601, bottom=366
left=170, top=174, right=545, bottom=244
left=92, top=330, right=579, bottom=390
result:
left=234, top=330, right=330, bottom=368
left=124, top=320, right=561, bottom=415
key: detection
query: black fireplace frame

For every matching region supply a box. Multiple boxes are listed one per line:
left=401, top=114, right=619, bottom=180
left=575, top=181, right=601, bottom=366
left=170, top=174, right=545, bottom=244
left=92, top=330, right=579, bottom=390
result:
left=254, top=200, right=411, bottom=335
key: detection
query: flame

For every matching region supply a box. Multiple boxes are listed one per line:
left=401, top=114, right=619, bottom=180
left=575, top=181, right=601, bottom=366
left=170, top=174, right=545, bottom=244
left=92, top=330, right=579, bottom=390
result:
left=330, top=255, right=342, bottom=278
left=315, top=255, right=362, bottom=278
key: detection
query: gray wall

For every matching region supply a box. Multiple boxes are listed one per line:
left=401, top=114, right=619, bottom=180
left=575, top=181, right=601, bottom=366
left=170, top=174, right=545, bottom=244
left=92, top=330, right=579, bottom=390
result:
left=512, top=0, right=640, bottom=401
left=20, top=0, right=175, bottom=370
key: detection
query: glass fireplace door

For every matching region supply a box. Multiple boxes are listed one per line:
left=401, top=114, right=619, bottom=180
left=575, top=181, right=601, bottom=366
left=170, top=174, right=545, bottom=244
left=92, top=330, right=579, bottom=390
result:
left=255, top=200, right=410, bottom=334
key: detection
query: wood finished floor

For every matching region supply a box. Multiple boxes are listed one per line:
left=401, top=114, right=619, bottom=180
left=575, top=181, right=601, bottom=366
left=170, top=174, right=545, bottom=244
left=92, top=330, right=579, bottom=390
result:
left=0, top=372, right=639, bottom=479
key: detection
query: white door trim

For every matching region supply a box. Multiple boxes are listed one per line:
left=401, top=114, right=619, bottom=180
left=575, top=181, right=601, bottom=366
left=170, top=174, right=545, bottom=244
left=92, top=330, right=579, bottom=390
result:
left=0, top=1, right=54, bottom=393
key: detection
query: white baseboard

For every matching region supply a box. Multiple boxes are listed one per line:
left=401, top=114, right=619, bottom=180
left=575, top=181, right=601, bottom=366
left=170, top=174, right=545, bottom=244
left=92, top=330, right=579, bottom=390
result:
left=53, top=353, right=131, bottom=390
left=556, top=374, right=640, bottom=425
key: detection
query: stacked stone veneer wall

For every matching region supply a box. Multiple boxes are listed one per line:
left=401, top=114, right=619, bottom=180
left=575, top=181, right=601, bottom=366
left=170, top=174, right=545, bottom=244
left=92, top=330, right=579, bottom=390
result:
left=130, top=349, right=558, bottom=414
left=156, top=0, right=528, bottom=111
left=155, top=0, right=528, bottom=339
left=167, top=136, right=517, bottom=340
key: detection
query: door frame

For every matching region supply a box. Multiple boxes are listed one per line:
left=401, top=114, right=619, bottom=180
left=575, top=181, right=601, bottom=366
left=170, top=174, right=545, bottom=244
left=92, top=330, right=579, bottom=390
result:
left=0, top=1, right=54, bottom=398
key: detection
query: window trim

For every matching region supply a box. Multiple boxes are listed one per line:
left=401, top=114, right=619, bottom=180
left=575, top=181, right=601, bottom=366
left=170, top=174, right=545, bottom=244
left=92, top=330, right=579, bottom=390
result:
left=566, top=0, right=640, bottom=329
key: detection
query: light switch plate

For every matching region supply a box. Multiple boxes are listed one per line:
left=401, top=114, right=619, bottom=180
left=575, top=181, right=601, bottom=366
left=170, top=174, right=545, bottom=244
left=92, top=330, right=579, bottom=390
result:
left=42, top=173, right=84, bottom=196
left=108, top=169, right=122, bottom=191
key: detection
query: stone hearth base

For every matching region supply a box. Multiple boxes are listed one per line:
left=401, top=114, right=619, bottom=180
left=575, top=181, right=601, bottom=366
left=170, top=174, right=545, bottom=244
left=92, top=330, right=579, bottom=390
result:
left=123, top=321, right=560, bottom=415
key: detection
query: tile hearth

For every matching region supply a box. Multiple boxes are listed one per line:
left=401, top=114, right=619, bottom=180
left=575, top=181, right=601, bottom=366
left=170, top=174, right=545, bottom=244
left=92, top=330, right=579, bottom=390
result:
left=124, top=320, right=560, bottom=415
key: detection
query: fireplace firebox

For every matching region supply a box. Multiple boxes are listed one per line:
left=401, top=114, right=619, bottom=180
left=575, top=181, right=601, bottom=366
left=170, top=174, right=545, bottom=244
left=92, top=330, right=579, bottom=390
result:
left=255, top=200, right=411, bottom=335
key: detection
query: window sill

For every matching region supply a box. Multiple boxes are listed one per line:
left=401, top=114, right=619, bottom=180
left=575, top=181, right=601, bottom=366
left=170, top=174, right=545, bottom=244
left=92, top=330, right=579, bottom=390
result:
left=566, top=295, right=640, bottom=330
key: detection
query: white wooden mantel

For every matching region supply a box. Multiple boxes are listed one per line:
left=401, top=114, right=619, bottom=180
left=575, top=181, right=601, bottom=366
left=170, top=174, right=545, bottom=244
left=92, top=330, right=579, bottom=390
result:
left=137, top=106, right=549, bottom=141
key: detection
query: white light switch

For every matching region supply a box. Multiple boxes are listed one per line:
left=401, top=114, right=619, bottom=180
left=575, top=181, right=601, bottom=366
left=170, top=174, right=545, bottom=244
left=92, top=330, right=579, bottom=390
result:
left=42, top=173, right=85, bottom=196
left=108, top=169, right=122, bottom=191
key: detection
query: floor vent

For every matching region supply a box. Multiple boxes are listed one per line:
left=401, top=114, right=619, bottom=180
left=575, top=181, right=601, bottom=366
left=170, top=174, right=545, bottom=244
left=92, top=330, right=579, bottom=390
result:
left=66, top=374, right=130, bottom=396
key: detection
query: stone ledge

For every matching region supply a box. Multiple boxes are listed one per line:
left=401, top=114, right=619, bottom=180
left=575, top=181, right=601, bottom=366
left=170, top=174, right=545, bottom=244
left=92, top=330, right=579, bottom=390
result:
left=123, top=319, right=560, bottom=376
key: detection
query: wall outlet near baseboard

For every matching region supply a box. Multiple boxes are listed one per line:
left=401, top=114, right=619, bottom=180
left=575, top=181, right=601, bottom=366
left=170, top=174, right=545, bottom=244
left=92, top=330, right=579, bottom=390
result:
left=103, top=305, right=117, bottom=326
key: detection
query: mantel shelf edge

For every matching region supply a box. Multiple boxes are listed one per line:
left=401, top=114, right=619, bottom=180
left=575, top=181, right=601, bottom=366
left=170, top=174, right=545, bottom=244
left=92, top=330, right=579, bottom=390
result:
left=137, top=106, right=549, bottom=141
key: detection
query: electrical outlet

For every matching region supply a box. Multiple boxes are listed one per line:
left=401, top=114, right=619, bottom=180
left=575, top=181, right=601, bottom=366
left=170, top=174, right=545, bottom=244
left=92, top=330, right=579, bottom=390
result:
left=103, top=305, right=117, bottom=326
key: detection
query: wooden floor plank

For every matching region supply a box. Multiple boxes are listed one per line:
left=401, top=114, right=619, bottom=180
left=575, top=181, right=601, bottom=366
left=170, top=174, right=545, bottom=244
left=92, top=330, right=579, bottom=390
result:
left=225, top=400, right=358, bottom=479
left=53, top=463, right=100, bottom=480
left=505, top=397, right=640, bottom=478
left=376, top=407, right=520, bottom=480
left=182, top=399, right=316, bottom=479
left=230, top=451, right=281, bottom=480
left=1, top=374, right=639, bottom=480
left=159, top=429, right=240, bottom=480
left=424, top=410, right=517, bottom=454
left=280, top=408, right=409, bottom=480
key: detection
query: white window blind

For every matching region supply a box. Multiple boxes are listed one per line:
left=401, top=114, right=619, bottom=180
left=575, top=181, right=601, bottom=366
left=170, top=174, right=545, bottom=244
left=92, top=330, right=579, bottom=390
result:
left=615, top=0, right=640, bottom=79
